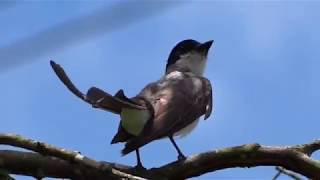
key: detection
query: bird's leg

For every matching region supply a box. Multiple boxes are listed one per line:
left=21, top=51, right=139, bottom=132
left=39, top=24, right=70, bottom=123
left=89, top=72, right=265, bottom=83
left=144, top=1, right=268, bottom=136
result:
left=169, top=136, right=186, bottom=160
left=134, top=149, right=146, bottom=170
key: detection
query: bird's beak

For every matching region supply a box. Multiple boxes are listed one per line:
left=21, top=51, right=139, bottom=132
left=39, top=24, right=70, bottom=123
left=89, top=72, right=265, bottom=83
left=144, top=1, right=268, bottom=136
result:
left=196, top=40, right=214, bottom=55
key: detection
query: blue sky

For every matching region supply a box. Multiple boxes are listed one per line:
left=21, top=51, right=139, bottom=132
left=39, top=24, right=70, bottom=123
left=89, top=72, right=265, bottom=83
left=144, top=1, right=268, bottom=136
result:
left=1, top=1, right=320, bottom=179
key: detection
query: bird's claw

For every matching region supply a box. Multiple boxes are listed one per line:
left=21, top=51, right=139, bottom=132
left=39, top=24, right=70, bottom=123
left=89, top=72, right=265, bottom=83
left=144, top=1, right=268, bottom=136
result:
left=134, top=164, right=146, bottom=171
left=178, top=154, right=186, bottom=161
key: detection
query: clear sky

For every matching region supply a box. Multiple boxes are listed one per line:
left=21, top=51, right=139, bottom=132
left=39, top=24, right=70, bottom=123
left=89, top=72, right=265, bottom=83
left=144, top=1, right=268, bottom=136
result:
left=1, top=1, right=320, bottom=179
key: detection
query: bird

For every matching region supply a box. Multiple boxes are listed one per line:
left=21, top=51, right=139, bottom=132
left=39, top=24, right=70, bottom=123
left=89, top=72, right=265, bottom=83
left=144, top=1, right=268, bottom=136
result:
left=50, top=39, right=214, bottom=169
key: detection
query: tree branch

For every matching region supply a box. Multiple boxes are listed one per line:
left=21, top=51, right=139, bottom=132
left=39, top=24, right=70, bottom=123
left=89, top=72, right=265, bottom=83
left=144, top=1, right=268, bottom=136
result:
left=150, top=143, right=320, bottom=179
left=273, top=166, right=302, bottom=180
left=0, top=150, right=75, bottom=179
left=0, top=133, right=320, bottom=179
left=0, top=134, right=144, bottom=180
left=296, top=139, right=320, bottom=156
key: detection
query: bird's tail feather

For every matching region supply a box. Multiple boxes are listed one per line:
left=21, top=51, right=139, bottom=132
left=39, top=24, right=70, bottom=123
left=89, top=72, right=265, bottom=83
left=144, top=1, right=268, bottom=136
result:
left=50, top=60, right=146, bottom=114
left=50, top=60, right=87, bottom=101
left=86, top=87, right=124, bottom=114
left=111, top=124, right=134, bottom=144
left=121, top=137, right=151, bottom=155
left=86, top=87, right=146, bottom=114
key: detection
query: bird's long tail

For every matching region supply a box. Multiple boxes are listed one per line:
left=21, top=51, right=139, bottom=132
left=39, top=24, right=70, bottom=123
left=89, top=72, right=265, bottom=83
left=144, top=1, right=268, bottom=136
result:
left=122, top=137, right=151, bottom=155
left=50, top=60, right=146, bottom=114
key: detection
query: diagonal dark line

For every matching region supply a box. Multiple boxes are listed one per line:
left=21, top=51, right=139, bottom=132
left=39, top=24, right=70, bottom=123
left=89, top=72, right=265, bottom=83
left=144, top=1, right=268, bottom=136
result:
left=0, top=1, right=185, bottom=73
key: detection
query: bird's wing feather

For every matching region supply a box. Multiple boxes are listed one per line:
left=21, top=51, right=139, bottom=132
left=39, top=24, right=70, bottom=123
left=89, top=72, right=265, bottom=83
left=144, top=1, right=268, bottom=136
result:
left=203, top=77, right=213, bottom=120
left=122, top=74, right=213, bottom=155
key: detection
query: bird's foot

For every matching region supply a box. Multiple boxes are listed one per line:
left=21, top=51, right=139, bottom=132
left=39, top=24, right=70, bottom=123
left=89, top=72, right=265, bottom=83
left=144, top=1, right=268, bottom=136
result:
left=134, top=163, right=146, bottom=171
left=178, top=154, right=186, bottom=161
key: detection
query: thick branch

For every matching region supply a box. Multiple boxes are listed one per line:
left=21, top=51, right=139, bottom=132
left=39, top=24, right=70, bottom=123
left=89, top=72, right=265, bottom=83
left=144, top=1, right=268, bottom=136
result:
left=0, top=150, right=75, bottom=179
left=295, top=139, right=320, bottom=156
left=0, top=150, right=147, bottom=180
left=150, top=143, right=320, bottom=179
left=0, top=134, right=144, bottom=180
left=1, top=134, right=320, bottom=179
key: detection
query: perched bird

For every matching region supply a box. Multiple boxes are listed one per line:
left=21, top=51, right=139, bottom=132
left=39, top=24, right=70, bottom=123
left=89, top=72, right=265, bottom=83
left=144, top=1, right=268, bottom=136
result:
left=50, top=39, right=214, bottom=169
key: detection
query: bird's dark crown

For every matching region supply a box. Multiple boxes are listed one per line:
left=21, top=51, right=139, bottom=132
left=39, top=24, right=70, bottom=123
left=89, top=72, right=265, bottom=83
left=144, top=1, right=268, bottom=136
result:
left=165, top=39, right=201, bottom=71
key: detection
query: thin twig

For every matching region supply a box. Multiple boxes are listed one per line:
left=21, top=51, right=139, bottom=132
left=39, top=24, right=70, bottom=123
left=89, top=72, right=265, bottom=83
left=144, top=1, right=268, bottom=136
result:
left=274, top=167, right=302, bottom=180
left=272, top=170, right=282, bottom=180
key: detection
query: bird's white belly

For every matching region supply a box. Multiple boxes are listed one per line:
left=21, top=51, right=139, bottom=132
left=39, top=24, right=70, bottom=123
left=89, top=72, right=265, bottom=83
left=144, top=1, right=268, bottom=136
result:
left=174, top=118, right=199, bottom=138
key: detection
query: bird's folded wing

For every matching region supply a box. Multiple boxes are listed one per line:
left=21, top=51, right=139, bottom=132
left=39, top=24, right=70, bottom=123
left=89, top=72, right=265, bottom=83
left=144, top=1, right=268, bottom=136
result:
left=202, top=77, right=213, bottom=120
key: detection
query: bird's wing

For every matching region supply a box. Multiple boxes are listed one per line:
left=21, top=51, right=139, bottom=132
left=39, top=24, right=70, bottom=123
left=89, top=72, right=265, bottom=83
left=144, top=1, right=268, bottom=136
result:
left=202, top=77, right=213, bottom=120
left=122, top=75, right=213, bottom=155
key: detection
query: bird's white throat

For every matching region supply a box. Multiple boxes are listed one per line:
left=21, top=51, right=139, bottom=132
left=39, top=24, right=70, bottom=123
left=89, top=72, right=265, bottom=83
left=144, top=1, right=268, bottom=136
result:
left=174, top=52, right=207, bottom=76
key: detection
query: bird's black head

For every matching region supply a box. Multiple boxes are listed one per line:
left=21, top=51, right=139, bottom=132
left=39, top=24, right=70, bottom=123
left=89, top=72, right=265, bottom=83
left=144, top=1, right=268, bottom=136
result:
left=165, top=39, right=214, bottom=74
